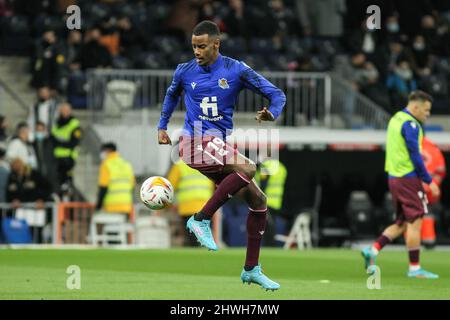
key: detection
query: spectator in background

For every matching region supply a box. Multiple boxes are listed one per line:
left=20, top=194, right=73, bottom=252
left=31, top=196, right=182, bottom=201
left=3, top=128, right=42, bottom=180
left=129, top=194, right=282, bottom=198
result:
left=27, top=86, right=58, bottom=138
left=421, top=14, right=440, bottom=52
left=383, top=15, right=401, bottom=41
left=0, top=148, right=9, bottom=203
left=6, top=122, right=37, bottom=169
left=96, top=143, right=135, bottom=217
left=98, top=16, right=120, bottom=57
left=165, top=0, right=211, bottom=41
left=51, top=102, right=81, bottom=193
left=334, top=52, right=387, bottom=126
left=266, top=0, right=297, bottom=50
left=222, top=0, right=249, bottom=38
left=30, top=29, right=64, bottom=94
left=117, top=15, right=148, bottom=61
left=376, top=37, right=415, bottom=81
left=296, top=0, right=346, bottom=38
left=64, top=30, right=82, bottom=66
left=6, top=157, right=52, bottom=243
left=411, top=34, right=434, bottom=77
left=393, top=0, right=434, bottom=38
left=0, top=115, right=9, bottom=148
left=33, top=121, right=56, bottom=191
left=71, top=27, right=112, bottom=71
left=344, top=18, right=382, bottom=60
left=167, top=159, right=214, bottom=247
left=386, top=59, right=418, bottom=109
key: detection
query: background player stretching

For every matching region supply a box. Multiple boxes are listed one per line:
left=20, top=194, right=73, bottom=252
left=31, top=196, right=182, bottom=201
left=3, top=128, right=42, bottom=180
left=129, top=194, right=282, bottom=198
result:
left=157, top=21, right=286, bottom=290
left=362, top=91, right=440, bottom=279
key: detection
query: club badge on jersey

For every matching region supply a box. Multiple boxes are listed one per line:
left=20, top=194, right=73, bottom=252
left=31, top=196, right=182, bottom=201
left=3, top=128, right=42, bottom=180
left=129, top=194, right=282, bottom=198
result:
left=218, top=78, right=229, bottom=89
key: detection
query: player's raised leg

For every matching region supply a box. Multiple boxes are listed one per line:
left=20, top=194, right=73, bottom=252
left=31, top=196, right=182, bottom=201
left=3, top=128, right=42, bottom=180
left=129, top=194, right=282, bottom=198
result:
left=239, top=180, right=280, bottom=291
left=187, top=152, right=255, bottom=250
left=406, top=218, right=439, bottom=279
left=362, top=222, right=405, bottom=271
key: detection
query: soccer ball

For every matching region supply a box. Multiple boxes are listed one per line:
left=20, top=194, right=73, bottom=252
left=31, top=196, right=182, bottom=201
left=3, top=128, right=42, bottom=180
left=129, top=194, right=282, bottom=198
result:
left=140, top=176, right=174, bottom=210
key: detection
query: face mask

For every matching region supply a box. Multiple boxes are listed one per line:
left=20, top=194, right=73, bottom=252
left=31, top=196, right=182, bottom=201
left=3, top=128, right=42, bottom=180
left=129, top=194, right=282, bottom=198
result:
left=100, top=151, right=107, bottom=160
left=414, top=42, right=425, bottom=51
left=387, top=23, right=399, bottom=33
left=35, top=132, right=46, bottom=141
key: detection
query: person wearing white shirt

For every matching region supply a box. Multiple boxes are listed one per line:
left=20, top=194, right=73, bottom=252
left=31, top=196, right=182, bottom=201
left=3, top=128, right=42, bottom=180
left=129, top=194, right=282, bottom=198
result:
left=6, top=122, right=38, bottom=169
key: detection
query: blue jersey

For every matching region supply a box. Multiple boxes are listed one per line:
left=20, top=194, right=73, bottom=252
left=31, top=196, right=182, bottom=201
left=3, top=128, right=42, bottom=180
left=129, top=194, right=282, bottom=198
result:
left=158, top=54, right=286, bottom=137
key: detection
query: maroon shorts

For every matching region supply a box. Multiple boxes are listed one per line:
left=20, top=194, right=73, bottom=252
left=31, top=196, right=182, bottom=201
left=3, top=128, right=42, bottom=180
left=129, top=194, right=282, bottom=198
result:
left=179, top=135, right=241, bottom=184
left=389, top=177, right=428, bottom=224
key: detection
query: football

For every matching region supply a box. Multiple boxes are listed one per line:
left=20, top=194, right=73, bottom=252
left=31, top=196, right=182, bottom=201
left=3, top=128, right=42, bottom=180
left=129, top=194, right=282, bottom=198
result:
left=140, top=176, right=174, bottom=210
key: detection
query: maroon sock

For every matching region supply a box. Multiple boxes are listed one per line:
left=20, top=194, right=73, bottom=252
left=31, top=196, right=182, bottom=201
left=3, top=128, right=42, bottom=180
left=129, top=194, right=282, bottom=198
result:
left=373, top=234, right=391, bottom=251
left=201, top=172, right=251, bottom=218
left=245, top=209, right=268, bottom=268
left=408, top=248, right=420, bottom=265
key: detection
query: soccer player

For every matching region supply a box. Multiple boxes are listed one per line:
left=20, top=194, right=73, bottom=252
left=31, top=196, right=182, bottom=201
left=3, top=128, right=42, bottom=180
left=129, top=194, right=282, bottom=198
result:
left=362, top=91, right=440, bottom=279
left=157, top=21, right=286, bottom=290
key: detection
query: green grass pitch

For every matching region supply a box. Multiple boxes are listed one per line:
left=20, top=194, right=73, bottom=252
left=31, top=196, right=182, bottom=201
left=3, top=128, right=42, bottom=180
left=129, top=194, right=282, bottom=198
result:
left=0, top=248, right=449, bottom=300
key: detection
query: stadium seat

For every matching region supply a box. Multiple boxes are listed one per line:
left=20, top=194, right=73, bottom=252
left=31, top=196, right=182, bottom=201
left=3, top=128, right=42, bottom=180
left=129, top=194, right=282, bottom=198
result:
left=346, top=191, right=377, bottom=239
left=103, top=79, right=138, bottom=116
left=89, top=212, right=133, bottom=246
left=135, top=215, right=170, bottom=248
left=1, top=217, right=32, bottom=244
left=275, top=212, right=312, bottom=250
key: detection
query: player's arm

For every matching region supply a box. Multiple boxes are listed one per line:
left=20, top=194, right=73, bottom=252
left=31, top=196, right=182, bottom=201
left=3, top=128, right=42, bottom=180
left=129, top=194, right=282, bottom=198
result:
left=158, top=64, right=184, bottom=144
left=402, top=121, right=432, bottom=184
left=239, top=62, right=286, bottom=122
left=402, top=121, right=439, bottom=197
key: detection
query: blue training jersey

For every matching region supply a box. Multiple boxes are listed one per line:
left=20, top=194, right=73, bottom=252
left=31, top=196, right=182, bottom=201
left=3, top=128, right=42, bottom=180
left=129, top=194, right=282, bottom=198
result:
left=158, top=54, right=286, bottom=138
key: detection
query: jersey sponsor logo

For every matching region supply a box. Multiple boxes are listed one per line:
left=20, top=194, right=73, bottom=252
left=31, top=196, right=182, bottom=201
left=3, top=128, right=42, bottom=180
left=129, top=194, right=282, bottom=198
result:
left=218, top=78, right=229, bottom=89
left=199, top=96, right=223, bottom=121
left=191, top=82, right=197, bottom=90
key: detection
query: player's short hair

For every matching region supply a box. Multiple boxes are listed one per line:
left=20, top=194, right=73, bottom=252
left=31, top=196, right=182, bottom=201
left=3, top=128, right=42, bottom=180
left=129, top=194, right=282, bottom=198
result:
left=408, top=90, right=433, bottom=104
left=193, top=20, right=220, bottom=38
left=101, top=142, right=117, bottom=152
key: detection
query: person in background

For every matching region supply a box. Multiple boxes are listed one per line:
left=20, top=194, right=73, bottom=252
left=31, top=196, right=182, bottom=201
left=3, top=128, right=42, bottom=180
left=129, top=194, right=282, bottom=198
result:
left=27, top=86, right=58, bottom=138
left=96, top=143, right=135, bottom=217
left=33, top=121, right=56, bottom=191
left=0, top=115, right=9, bottom=149
left=51, top=102, right=81, bottom=193
left=6, top=122, right=38, bottom=169
left=255, top=157, right=288, bottom=247
left=421, top=136, right=446, bottom=248
left=0, top=148, right=9, bottom=203
left=167, top=159, right=215, bottom=247
left=6, top=158, right=52, bottom=243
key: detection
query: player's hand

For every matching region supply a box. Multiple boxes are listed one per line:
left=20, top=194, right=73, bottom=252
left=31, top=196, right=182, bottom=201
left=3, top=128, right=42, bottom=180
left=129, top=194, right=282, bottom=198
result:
left=429, top=181, right=440, bottom=198
left=158, top=129, right=172, bottom=145
left=255, top=107, right=274, bottom=123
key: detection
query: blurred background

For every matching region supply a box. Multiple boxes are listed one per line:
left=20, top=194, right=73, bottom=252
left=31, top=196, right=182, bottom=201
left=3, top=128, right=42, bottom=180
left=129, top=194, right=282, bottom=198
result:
left=0, top=0, right=449, bottom=249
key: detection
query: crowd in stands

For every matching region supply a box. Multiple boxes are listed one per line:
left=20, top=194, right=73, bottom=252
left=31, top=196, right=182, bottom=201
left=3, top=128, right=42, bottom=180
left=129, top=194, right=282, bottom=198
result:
left=0, top=101, right=81, bottom=208
left=0, top=0, right=449, bottom=114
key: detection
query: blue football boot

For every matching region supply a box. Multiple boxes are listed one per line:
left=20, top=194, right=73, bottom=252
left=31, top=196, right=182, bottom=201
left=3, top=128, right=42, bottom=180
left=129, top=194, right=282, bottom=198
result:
left=186, top=216, right=218, bottom=251
left=407, top=269, right=439, bottom=279
left=361, top=247, right=377, bottom=272
left=240, top=265, right=280, bottom=291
